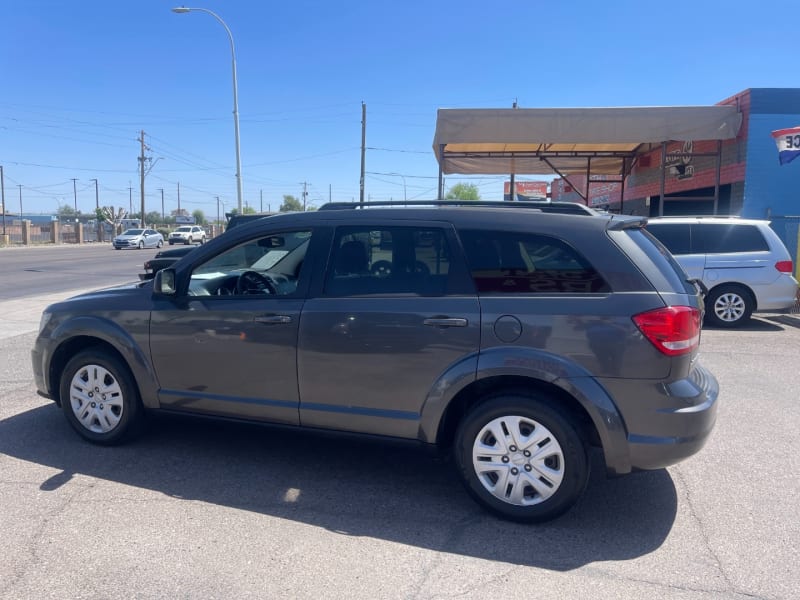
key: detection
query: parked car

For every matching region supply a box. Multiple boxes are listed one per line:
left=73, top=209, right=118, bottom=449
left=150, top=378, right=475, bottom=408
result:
left=169, top=225, right=206, bottom=245
left=646, top=217, right=798, bottom=327
left=33, top=200, right=718, bottom=523
left=139, top=245, right=197, bottom=280
left=112, top=228, right=163, bottom=250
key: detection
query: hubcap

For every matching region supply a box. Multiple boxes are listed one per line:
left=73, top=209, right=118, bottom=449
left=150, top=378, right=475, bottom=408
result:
left=472, top=415, right=564, bottom=506
left=714, top=292, right=745, bottom=322
left=69, top=364, right=124, bottom=434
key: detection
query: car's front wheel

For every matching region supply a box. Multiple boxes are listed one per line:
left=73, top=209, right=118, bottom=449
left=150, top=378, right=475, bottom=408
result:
left=157, top=240, right=163, bottom=248
left=705, top=284, right=753, bottom=327
left=138, top=241, right=144, bottom=249
left=454, top=393, right=589, bottom=523
left=59, top=349, right=144, bottom=445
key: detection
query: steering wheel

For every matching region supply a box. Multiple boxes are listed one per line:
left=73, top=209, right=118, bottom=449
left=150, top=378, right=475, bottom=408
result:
left=235, top=270, right=277, bottom=295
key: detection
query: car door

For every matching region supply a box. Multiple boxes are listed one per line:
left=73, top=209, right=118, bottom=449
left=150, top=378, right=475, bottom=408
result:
left=297, top=223, right=480, bottom=439
left=149, top=227, right=318, bottom=425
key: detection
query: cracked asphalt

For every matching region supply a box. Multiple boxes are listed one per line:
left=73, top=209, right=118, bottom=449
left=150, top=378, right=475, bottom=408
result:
left=0, top=246, right=798, bottom=599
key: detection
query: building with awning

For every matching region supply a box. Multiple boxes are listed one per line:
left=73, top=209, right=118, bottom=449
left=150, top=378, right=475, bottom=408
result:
left=432, top=88, right=800, bottom=262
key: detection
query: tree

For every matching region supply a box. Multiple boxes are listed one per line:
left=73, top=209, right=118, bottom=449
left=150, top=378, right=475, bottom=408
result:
left=242, top=205, right=257, bottom=215
left=57, top=205, right=79, bottom=219
left=445, top=183, right=481, bottom=201
left=280, top=195, right=303, bottom=212
left=192, top=209, right=206, bottom=225
left=100, top=206, right=127, bottom=234
left=146, top=211, right=162, bottom=226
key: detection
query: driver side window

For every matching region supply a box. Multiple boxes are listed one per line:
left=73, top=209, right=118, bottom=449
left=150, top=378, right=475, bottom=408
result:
left=188, top=230, right=312, bottom=297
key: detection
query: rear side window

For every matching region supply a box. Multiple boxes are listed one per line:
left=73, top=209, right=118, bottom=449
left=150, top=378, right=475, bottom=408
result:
left=646, top=223, right=691, bottom=255
left=325, top=226, right=451, bottom=296
left=693, top=224, right=769, bottom=253
left=458, top=229, right=610, bottom=294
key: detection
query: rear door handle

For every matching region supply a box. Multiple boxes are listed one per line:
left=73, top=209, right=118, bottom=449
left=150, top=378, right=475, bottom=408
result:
left=254, top=315, right=293, bottom=325
left=423, top=317, right=468, bottom=328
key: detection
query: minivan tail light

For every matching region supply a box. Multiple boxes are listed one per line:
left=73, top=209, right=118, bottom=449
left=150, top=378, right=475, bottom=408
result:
left=775, top=260, right=793, bottom=273
left=632, top=306, right=701, bottom=356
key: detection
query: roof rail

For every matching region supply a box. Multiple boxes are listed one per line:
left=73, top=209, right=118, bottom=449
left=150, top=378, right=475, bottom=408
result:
left=318, top=200, right=589, bottom=212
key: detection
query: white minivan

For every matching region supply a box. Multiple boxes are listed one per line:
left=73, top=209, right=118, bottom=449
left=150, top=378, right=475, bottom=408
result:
left=646, top=217, right=798, bottom=327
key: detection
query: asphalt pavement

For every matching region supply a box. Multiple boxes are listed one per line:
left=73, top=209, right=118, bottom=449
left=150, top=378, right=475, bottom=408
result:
left=1, top=245, right=799, bottom=599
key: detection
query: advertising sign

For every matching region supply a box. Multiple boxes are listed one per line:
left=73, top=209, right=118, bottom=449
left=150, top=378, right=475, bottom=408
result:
left=503, top=181, right=548, bottom=201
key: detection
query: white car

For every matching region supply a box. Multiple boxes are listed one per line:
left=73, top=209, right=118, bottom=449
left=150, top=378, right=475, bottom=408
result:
left=646, top=217, right=799, bottom=327
left=169, top=225, right=206, bottom=245
left=113, top=228, right=164, bottom=250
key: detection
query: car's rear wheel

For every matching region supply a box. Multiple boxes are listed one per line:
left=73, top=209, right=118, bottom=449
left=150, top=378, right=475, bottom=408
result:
left=454, top=393, right=589, bottom=523
left=59, top=349, right=144, bottom=445
left=705, top=284, right=753, bottom=327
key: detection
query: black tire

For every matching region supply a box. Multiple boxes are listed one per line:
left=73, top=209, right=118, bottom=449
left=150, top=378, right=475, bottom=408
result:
left=185, top=239, right=191, bottom=245
left=705, top=284, right=753, bottom=328
left=454, top=393, right=589, bottom=523
left=138, top=241, right=144, bottom=250
left=157, top=240, right=163, bottom=248
left=59, top=349, right=144, bottom=445
left=169, top=241, right=174, bottom=246
left=200, top=237, right=205, bottom=245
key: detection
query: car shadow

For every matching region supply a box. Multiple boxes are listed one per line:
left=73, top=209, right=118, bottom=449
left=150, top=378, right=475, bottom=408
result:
left=1, top=404, right=678, bottom=571
left=763, top=314, right=800, bottom=330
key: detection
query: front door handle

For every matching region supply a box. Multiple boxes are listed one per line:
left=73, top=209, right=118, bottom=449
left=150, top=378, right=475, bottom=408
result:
left=423, top=317, right=468, bottom=328
left=254, top=315, right=293, bottom=325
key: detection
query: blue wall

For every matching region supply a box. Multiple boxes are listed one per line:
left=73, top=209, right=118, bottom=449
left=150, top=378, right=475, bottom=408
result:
left=743, top=89, right=800, bottom=272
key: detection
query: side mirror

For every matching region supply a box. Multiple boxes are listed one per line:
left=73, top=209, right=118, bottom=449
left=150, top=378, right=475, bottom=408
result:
left=154, top=268, right=177, bottom=296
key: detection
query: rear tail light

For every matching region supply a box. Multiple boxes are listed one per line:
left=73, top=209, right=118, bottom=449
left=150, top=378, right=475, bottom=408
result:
left=632, top=306, right=701, bottom=356
left=775, top=260, right=794, bottom=273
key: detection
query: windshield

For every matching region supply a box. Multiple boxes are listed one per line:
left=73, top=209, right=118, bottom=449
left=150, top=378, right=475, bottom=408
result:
left=175, top=226, right=192, bottom=232
left=122, top=229, right=143, bottom=235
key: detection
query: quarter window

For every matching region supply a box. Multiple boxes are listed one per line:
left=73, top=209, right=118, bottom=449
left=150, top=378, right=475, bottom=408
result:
left=458, top=229, right=610, bottom=294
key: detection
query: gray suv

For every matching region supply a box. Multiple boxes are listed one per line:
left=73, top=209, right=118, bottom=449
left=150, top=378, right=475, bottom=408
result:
left=32, top=201, right=719, bottom=522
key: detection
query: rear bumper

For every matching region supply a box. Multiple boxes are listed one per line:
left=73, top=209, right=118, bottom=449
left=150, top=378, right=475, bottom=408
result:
left=598, top=361, right=719, bottom=473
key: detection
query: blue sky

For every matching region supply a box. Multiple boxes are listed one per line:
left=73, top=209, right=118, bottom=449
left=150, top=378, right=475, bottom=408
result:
left=2, top=0, right=798, bottom=219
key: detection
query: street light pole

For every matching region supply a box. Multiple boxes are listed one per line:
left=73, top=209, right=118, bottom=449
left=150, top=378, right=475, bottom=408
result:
left=172, top=6, right=243, bottom=213
left=158, top=188, right=165, bottom=223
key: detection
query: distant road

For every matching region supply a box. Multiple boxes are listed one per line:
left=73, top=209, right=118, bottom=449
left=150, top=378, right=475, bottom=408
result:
left=0, top=244, right=155, bottom=301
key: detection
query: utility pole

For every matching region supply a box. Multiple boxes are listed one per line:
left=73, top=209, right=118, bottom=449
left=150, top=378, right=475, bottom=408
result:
left=260, top=189, right=263, bottom=213
left=360, top=102, right=366, bottom=203
left=128, top=185, right=132, bottom=214
left=158, top=188, right=165, bottom=223
left=90, top=178, right=100, bottom=240
left=329, top=184, right=332, bottom=204
left=71, top=178, right=78, bottom=213
left=1, top=165, right=6, bottom=236
left=177, top=181, right=181, bottom=214
left=216, top=196, right=220, bottom=227
left=138, top=130, right=147, bottom=227
left=508, top=99, right=518, bottom=201
left=302, top=182, right=308, bottom=211
left=17, top=185, right=22, bottom=216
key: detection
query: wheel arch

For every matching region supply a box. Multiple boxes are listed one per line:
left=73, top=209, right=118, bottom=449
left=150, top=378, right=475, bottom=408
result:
left=46, top=318, right=159, bottom=409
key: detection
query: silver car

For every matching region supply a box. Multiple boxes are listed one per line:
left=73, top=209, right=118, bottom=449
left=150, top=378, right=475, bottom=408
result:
left=113, top=228, right=164, bottom=250
left=646, top=217, right=799, bottom=327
